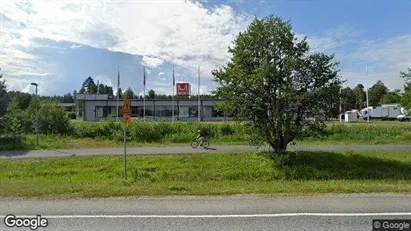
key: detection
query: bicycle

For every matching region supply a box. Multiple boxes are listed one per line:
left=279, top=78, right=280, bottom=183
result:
left=190, top=138, right=210, bottom=148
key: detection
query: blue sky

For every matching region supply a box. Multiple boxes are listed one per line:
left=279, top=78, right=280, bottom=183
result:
left=0, top=0, right=410, bottom=96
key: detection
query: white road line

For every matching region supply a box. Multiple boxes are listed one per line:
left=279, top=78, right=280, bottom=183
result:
left=3, top=213, right=411, bottom=219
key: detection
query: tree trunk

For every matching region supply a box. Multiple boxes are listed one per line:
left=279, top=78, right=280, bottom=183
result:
left=270, top=137, right=288, bottom=153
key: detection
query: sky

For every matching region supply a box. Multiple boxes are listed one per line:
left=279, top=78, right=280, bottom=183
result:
left=0, top=0, right=410, bottom=96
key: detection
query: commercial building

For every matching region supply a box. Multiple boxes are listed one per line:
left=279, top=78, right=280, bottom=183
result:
left=75, top=94, right=232, bottom=121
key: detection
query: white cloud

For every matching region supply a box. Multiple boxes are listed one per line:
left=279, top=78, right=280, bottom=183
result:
left=297, top=26, right=410, bottom=92
left=70, top=44, right=82, bottom=49
left=158, top=71, right=166, bottom=80
left=142, top=56, right=164, bottom=68
left=339, top=35, right=410, bottom=91
left=1, top=0, right=409, bottom=96
left=0, top=0, right=252, bottom=94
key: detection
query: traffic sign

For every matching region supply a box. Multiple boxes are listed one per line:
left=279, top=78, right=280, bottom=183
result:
left=121, top=98, right=132, bottom=123
left=123, top=114, right=132, bottom=123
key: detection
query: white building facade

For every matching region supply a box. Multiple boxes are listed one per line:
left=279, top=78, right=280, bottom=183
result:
left=75, top=94, right=231, bottom=121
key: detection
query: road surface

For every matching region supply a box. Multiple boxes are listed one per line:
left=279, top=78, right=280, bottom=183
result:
left=1, top=194, right=411, bottom=230
left=1, top=144, right=411, bottom=159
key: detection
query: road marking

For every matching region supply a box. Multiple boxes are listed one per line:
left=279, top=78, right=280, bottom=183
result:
left=3, top=213, right=411, bottom=219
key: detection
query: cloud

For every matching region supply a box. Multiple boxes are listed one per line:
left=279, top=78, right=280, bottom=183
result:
left=297, top=25, right=410, bottom=92
left=142, top=56, right=164, bottom=68
left=1, top=0, right=409, bottom=96
left=0, top=0, right=252, bottom=94
left=70, top=44, right=82, bottom=49
left=158, top=71, right=166, bottom=80
left=338, top=34, right=410, bottom=91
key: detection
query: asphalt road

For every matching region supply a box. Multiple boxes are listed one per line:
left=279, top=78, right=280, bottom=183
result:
left=1, top=194, right=411, bottom=230
left=1, top=144, right=411, bottom=159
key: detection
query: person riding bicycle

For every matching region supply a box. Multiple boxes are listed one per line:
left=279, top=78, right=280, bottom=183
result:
left=196, top=130, right=206, bottom=147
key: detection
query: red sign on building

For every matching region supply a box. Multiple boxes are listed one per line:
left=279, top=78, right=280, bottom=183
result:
left=176, top=83, right=191, bottom=96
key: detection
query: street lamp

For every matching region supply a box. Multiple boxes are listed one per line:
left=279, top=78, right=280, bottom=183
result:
left=31, top=82, right=39, bottom=146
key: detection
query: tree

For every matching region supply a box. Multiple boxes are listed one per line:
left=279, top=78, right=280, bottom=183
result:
left=340, top=87, right=356, bottom=106
left=400, top=68, right=411, bottom=81
left=353, top=84, right=366, bottom=109
left=368, top=80, right=388, bottom=106
left=123, top=87, right=135, bottom=99
left=80, top=76, right=97, bottom=94
left=116, top=87, right=123, bottom=98
left=401, top=83, right=411, bottom=111
left=62, top=93, right=74, bottom=103
left=14, top=92, right=32, bottom=110
left=400, top=68, right=411, bottom=110
left=3, top=97, right=25, bottom=137
left=212, top=15, right=342, bottom=153
left=105, top=85, right=114, bottom=96
left=0, top=74, right=9, bottom=116
left=148, top=89, right=156, bottom=99
left=380, top=89, right=401, bottom=105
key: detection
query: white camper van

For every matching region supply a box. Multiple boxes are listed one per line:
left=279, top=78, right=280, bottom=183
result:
left=397, top=108, right=411, bottom=121
left=360, top=104, right=403, bottom=121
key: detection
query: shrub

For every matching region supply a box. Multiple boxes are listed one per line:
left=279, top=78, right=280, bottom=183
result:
left=220, top=123, right=235, bottom=136
left=67, top=112, right=76, bottom=120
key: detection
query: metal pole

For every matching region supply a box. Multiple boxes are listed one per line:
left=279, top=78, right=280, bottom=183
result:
left=339, top=88, right=342, bottom=122
left=123, top=123, right=127, bottom=180
left=198, top=65, right=200, bottom=122
left=143, top=86, right=146, bottom=121
left=116, top=67, right=120, bottom=121
left=172, top=66, right=175, bottom=122
left=35, top=86, right=39, bottom=146
left=366, top=65, right=370, bottom=122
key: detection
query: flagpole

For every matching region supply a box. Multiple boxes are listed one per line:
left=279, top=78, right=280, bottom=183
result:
left=116, top=67, right=120, bottom=121
left=197, top=65, right=200, bottom=122
left=172, top=65, right=175, bottom=122
left=366, top=65, right=369, bottom=123
left=143, top=66, right=146, bottom=121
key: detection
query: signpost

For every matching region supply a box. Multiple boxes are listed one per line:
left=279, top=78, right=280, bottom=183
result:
left=121, top=97, right=132, bottom=179
left=176, top=83, right=191, bottom=96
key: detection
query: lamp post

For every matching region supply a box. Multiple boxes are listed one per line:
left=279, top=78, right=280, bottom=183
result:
left=31, top=82, right=39, bottom=145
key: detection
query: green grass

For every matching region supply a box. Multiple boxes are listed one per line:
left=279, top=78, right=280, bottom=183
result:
left=1, top=120, right=411, bottom=151
left=1, top=150, right=411, bottom=197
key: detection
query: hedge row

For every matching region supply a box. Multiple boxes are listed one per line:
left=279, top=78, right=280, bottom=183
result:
left=70, top=121, right=246, bottom=142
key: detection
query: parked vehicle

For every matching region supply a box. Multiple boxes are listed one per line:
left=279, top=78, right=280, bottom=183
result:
left=360, top=105, right=403, bottom=121
left=397, top=108, right=410, bottom=122
left=397, top=114, right=411, bottom=122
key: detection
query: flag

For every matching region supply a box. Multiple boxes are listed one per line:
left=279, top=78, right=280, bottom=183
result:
left=172, top=66, right=175, bottom=86
left=117, top=68, right=120, bottom=89
left=143, top=66, right=146, bottom=86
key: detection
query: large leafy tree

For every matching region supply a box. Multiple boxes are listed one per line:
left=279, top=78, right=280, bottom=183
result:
left=79, top=76, right=97, bottom=94
left=62, top=93, right=75, bottom=103
left=400, top=68, right=411, bottom=110
left=212, top=16, right=342, bottom=152
left=380, top=89, right=401, bottom=105
left=148, top=89, right=156, bottom=99
left=0, top=74, right=9, bottom=116
left=368, top=80, right=388, bottom=106
left=353, top=84, right=366, bottom=109
left=123, top=87, right=135, bottom=99
left=340, top=87, right=356, bottom=106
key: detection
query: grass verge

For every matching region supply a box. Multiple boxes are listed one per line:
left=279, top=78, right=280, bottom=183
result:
left=1, top=150, right=411, bottom=198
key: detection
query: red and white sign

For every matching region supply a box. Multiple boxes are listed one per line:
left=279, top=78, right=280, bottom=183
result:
left=176, top=83, right=191, bottom=96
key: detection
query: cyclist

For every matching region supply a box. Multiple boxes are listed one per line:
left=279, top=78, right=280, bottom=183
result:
left=196, top=130, right=206, bottom=147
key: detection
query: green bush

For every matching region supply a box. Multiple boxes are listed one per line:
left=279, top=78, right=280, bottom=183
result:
left=0, top=117, right=4, bottom=134
left=38, top=103, right=73, bottom=135
left=220, top=123, right=236, bottom=136
left=67, top=112, right=76, bottom=119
